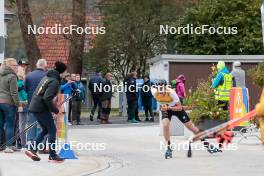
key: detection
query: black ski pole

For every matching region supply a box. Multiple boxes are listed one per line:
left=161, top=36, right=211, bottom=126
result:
left=187, top=141, right=192, bottom=158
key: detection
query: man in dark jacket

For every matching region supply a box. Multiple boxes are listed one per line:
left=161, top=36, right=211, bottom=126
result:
left=141, top=75, right=154, bottom=122
left=25, top=59, right=47, bottom=142
left=100, top=73, right=113, bottom=124
left=71, top=74, right=85, bottom=125
left=125, top=71, right=139, bottom=123
left=25, top=61, right=67, bottom=162
left=88, top=70, right=103, bottom=121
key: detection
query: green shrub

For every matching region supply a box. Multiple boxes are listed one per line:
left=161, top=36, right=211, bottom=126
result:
left=184, top=75, right=229, bottom=124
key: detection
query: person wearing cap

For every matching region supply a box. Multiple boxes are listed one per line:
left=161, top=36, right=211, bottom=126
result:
left=231, top=61, right=246, bottom=88
left=25, top=61, right=67, bottom=162
left=151, top=80, right=221, bottom=159
left=212, top=61, right=233, bottom=110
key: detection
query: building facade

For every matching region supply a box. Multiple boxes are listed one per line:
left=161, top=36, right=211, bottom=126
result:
left=148, top=54, right=264, bottom=108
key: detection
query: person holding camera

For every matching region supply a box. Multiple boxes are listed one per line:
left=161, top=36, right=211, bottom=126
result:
left=71, top=74, right=85, bottom=125
left=60, top=73, right=77, bottom=125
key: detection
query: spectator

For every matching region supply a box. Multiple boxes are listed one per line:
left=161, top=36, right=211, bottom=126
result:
left=125, top=71, right=139, bottom=123
left=175, top=74, right=186, bottom=104
left=231, top=61, right=246, bottom=87
left=17, top=66, right=28, bottom=149
left=0, top=58, right=20, bottom=153
left=71, top=73, right=76, bottom=82
left=69, top=74, right=76, bottom=123
left=25, top=59, right=47, bottom=142
left=141, top=75, right=154, bottom=122
left=71, top=74, right=85, bottom=125
left=212, top=61, right=233, bottom=110
left=100, top=73, right=113, bottom=124
left=170, top=80, right=176, bottom=90
left=61, top=73, right=71, bottom=86
left=25, top=61, right=67, bottom=162
left=88, top=70, right=103, bottom=121
left=60, top=73, right=77, bottom=125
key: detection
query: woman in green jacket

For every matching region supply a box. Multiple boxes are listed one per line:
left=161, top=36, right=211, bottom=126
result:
left=17, top=66, right=28, bottom=149
left=0, top=58, right=19, bottom=153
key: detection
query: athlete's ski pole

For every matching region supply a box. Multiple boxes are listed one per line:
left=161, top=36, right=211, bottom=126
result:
left=187, top=141, right=192, bottom=158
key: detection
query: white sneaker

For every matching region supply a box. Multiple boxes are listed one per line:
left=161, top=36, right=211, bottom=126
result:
left=4, top=147, right=14, bottom=153
left=10, top=146, right=21, bottom=152
left=68, top=122, right=72, bottom=126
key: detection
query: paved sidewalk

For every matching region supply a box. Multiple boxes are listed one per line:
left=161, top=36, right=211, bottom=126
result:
left=0, top=152, right=109, bottom=176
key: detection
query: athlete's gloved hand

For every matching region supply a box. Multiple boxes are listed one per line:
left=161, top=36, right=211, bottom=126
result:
left=161, top=105, right=183, bottom=111
left=161, top=105, right=169, bottom=111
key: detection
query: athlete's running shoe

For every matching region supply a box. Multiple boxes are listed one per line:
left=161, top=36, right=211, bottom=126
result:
left=25, top=150, right=41, bottom=161
left=48, top=154, right=64, bottom=163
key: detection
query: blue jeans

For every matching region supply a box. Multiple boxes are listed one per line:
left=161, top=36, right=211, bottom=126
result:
left=0, top=103, right=17, bottom=147
left=27, top=112, right=38, bottom=142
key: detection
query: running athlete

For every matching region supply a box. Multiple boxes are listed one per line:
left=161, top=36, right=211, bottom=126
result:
left=152, top=80, right=221, bottom=159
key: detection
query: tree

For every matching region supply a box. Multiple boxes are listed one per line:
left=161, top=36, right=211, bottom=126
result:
left=6, top=0, right=72, bottom=64
left=16, top=0, right=41, bottom=70
left=173, top=0, right=264, bottom=55
left=67, top=0, right=86, bottom=74
left=85, top=0, right=189, bottom=82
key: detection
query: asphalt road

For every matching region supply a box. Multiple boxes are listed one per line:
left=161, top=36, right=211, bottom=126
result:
left=69, top=123, right=264, bottom=176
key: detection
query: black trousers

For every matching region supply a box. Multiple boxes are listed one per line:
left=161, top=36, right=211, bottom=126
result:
left=29, top=112, right=57, bottom=157
left=127, top=100, right=138, bottom=121
left=91, top=94, right=101, bottom=118
left=218, top=101, right=229, bottom=111
left=68, top=99, right=72, bottom=122
left=101, top=99, right=111, bottom=121
left=72, top=100, right=81, bottom=123
left=143, top=104, right=154, bottom=118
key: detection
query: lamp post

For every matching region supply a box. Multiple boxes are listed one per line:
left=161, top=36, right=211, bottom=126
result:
left=261, top=2, right=264, bottom=49
left=0, top=1, right=15, bottom=64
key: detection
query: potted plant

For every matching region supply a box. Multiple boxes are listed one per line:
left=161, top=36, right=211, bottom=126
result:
left=184, top=75, right=229, bottom=130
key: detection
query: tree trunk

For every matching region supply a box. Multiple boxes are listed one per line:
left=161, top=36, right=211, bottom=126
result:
left=68, top=0, right=86, bottom=74
left=16, top=0, right=41, bottom=71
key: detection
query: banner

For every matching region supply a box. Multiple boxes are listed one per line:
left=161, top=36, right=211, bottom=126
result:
left=229, top=87, right=250, bottom=126
left=56, top=94, right=68, bottom=140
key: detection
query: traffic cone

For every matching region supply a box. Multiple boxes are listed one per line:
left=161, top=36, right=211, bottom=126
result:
left=58, top=143, right=78, bottom=159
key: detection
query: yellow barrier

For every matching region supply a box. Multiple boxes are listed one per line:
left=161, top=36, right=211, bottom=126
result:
left=255, top=89, right=264, bottom=144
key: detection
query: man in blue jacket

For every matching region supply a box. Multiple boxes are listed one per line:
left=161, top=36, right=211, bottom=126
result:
left=25, top=59, right=47, bottom=142
left=211, top=61, right=233, bottom=110
left=60, top=74, right=77, bottom=124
